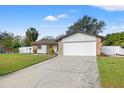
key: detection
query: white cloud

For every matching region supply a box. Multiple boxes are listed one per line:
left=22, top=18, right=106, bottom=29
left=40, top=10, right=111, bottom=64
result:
left=43, top=14, right=67, bottom=21
left=44, top=15, right=57, bottom=21
left=111, top=26, right=118, bottom=29
left=111, top=25, right=124, bottom=30
left=58, top=14, right=67, bottom=18
left=100, top=25, right=124, bottom=36
left=121, top=25, right=124, bottom=28
left=95, top=6, right=124, bottom=11
left=108, top=25, right=124, bottom=33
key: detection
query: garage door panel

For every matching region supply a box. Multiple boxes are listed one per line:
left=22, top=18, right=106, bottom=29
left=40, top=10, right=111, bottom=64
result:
left=63, top=42, right=96, bottom=56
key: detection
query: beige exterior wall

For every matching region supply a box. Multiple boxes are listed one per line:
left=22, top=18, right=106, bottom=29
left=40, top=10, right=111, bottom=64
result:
left=61, top=33, right=96, bottom=42
left=96, top=37, right=102, bottom=55
left=58, top=38, right=102, bottom=56
left=32, top=45, right=37, bottom=54
left=32, top=45, right=37, bottom=48
left=57, top=33, right=102, bottom=56
left=58, top=41, right=63, bottom=56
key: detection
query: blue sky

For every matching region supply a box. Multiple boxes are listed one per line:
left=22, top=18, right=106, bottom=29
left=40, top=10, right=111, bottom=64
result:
left=0, top=5, right=124, bottom=39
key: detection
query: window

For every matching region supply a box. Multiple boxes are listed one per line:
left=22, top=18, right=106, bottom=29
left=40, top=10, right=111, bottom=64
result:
left=38, top=45, right=42, bottom=49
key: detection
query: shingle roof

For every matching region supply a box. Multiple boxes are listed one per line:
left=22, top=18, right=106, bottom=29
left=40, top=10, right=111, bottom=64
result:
left=56, top=31, right=104, bottom=41
left=32, top=39, right=57, bottom=45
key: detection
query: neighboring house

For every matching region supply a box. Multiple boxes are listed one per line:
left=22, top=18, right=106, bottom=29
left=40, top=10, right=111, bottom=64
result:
left=32, top=39, right=57, bottom=54
left=56, top=32, right=103, bottom=56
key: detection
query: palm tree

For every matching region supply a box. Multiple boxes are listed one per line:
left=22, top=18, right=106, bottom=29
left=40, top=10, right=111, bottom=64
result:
left=26, top=27, right=39, bottom=43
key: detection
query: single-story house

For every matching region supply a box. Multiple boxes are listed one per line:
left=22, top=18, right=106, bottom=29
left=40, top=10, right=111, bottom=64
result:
left=19, top=32, right=103, bottom=56
left=56, top=32, right=103, bottom=56
left=32, top=39, right=57, bottom=54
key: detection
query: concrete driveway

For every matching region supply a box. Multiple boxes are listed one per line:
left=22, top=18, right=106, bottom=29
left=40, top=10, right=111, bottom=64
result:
left=0, top=56, right=99, bottom=88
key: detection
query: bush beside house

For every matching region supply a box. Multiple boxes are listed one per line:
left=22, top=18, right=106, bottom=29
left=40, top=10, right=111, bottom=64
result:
left=103, top=32, right=124, bottom=46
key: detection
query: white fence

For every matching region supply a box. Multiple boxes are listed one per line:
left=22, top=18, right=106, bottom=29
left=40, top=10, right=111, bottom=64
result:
left=19, top=47, right=33, bottom=54
left=101, top=46, right=124, bottom=56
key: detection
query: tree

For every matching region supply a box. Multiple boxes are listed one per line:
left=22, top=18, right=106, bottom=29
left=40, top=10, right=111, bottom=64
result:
left=66, top=15, right=106, bottom=35
left=0, top=31, right=3, bottom=45
left=24, top=38, right=31, bottom=46
left=18, top=37, right=31, bottom=47
left=1, top=32, right=14, bottom=49
left=42, top=36, right=54, bottom=40
left=12, top=35, right=21, bottom=49
left=103, top=32, right=124, bottom=46
left=0, top=31, right=26, bottom=53
left=26, top=27, right=39, bottom=43
left=0, top=32, right=14, bottom=53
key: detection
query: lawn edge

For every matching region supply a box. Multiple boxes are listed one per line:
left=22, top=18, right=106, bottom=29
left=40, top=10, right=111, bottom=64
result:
left=0, top=55, right=56, bottom=76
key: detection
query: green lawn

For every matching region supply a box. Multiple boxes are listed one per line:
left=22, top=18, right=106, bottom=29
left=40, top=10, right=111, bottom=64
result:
left=97, top=57, right=124, bottom=88
left=0, top=54, right=54, bottom=76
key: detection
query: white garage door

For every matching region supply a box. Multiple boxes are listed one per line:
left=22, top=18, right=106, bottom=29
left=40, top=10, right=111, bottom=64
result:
left=63, top=42, right=96, bottom=56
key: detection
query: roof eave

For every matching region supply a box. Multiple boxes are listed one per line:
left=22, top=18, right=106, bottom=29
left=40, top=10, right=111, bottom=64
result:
left=56, top=31, right=104, bottom=42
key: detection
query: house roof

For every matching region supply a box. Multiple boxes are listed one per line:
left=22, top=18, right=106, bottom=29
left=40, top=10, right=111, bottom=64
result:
left=32, top=39, right=57, bottom=45
left=56, top=31, right=104, bottom=42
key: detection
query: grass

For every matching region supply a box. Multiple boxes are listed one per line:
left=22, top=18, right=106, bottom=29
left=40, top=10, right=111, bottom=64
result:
left=0, top=54, right=54, bottom=76
left=97, top=57, right=124, bottom=88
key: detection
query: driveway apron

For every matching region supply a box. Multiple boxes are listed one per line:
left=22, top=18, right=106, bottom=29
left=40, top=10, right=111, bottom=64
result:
left=0, top=56, right=99, bottom=88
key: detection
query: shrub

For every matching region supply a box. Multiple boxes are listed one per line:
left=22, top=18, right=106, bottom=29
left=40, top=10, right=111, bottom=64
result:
left=49, top=47, right=54, bottom=55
